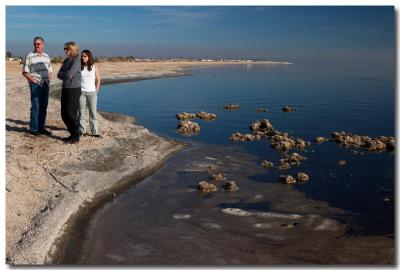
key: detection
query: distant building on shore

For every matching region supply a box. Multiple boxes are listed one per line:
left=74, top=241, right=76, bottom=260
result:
left=6, top=57, right=21, bottom=62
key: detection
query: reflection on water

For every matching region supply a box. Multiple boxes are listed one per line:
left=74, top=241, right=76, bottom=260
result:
left=66, top=63, right=395, bottom=264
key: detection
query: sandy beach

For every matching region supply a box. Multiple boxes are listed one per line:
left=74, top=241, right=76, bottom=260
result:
left=5, top=60, right=284, bottom=264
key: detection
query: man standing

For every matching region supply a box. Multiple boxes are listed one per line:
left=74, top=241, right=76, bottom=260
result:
left=22, top=36, right=53, bottom=135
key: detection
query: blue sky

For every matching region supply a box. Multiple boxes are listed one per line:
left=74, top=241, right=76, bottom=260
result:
left=6, top=6, right=395, bottom=63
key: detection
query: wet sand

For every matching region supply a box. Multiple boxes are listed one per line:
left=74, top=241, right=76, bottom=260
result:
left=5, top=60, right=283, bottom=264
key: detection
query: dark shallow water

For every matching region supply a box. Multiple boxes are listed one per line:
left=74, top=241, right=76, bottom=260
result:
left=65, top=62, right=395, bottom=264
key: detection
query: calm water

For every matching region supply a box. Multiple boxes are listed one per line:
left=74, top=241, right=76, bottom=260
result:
left=64, top=62, right=395, bottom=264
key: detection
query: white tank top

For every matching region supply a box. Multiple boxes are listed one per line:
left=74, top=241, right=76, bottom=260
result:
left=81, top=65, right=96, bottom=92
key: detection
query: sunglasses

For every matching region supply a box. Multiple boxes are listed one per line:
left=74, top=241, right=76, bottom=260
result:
left=34, top=43, right=42, bottom=46
left=64, top=48, right=69, bottom=51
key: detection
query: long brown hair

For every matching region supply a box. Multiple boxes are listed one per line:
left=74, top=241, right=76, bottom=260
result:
left=81, top=49, right=94, bottom=71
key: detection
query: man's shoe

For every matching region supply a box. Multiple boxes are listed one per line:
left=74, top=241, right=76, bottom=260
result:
left=28, top=130, right=38, bottom=136
left=38, top=129, right=52, bottom=135
left=92, top=134, right=102, bottom=138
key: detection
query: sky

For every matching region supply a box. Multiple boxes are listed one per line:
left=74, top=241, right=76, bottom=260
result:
left=5, top=6, right=395, bottom=64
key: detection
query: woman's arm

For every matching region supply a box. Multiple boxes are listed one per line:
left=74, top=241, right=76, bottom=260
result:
left=57, top=61, right=67, bottom=80
left=95, top=65, right=101, bottom=91
left=67, top=57, right=81, bottom=78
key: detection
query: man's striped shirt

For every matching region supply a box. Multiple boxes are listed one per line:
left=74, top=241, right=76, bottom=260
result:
left=22, top=52, right=53, bottom=85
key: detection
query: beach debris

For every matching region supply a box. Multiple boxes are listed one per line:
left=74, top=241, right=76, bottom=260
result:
left=331, top=131, right=394, bottom=152
left=280, top=175, right=296, bottom=184
left=222, top=181, right=238, bottom=192
left=297, top=172, right=310, bottom=182
left=281, top=222, right=299, bottom=229
left=212, top=173, right=227, bottom=181
left=176, top=112, right=197, bottom=120
left=261, top=160, right=274, bottom=169
left=230, top=132, right=260, bottom=142
left=197, top=181, right=217, bottom=193
left=255, top=108, right=268, bottom=112
left=177, top=120, right=200, bottom=136
left=337, top=160, right=346, bottom=166
left=282, top=106, right=296, bottom=112
left=196, top=111, right=217, bottom=121
left=224, top=103, right=240, bottom=110
left=314, top=136, right=329, bottom=144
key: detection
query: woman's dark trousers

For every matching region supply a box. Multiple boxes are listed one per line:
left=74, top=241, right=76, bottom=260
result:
left=61, top=87, right=81, bottom=138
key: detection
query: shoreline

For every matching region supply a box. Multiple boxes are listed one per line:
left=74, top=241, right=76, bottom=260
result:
left=5, top=60, right=287, bottom=264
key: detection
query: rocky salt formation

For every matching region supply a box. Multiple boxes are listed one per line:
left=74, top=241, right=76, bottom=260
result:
left=261, top=160, right=274, bottom=169
left=282, top=105, right=296, bottom=112
left=331, top=131, right=394, bottom=152
left=176, top=112, right=197, bottom=120
left=297, top=172, right=310, bottom=182
left=277, top=152, right=307, bottom=171
left=230, top=132, right=261, bottom=142
left=212, top=173, right=227, bottom=181
left=224, top=103, right=240, bottom=110
left=271, top=133, right=310, bottom=152
left=314, top=136, right=329, bottom=144
left=177, top=120, right=200, bottom=136
left=222, top=181, right=238, bottom=192
left=196, top=111, right=217, bottom=121
left=250, top=119, right=276, bottom=136
left=197, top=181, right=217, bottom=193
left=281, top=175, right=296, bottom=184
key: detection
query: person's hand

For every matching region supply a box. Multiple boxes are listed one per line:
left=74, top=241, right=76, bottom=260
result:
left=30, top=78, right=39, bottom=84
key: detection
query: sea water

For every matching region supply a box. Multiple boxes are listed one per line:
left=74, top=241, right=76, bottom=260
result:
left=63, top=62, right=395, bottom=264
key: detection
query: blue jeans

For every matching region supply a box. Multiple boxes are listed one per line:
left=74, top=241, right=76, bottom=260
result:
left=29, top=82, right=49, bottom=132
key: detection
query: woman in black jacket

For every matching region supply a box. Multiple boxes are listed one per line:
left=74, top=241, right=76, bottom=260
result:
left=57, top=42, right=82, bottom=144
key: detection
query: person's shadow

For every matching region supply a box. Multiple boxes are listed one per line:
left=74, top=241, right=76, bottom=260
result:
left=6, top=118, right=66, bottom=141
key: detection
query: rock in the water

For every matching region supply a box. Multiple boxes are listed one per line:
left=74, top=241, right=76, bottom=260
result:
left=314, top=136, right=328, bottom=144
left=282, top=106, right=296, bottom=112
left=281, top=222, right=299, bottom=229
left=230, top=132, right=258, bottom=142
left=196, top=111, right=217, bottom=121
left=261, top=160, right=274, bottom=168
left=284, top=152, right=307, bottom=164
left=177, top=120, right=200, bottom=136
left=198, top=181, right=217, bottom=192
left=176, top=112, right=197, bottom=120
left=255, top=108, right=268, bottom=112
left=277, top=159, right=291, bottom=170
left=297, top=172, right=310, bottom=182
left=331, top=131, right=394, bottom=152
left=337, top=160, right=346, bottom=166
left=222, top=181, right=238, bottom=192
left=212, top=173, right=227, bottom=181
left=224, top=103, right=240, bottom=110
left=350, top=150, right=364, bottom=156
left=280, top=175, right=296, bottom=184
left=250, top=119, right=275, bottom=135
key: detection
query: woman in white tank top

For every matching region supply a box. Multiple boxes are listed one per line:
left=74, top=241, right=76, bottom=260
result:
left=78, top=49, right=101, bottom=137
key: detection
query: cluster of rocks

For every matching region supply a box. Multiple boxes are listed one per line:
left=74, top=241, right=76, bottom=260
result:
left=277, top=152, right=307, bottom=170
left=176, top=111, right=216, bottom=121
left=224, top=104, right=240, bottom=110
left=176, top=112, right=197, bottom=120
left=260, top=152, right=307, bottom=171
left=331, top=131, right=395, bottom=152
left=197, top=172, right=239, bottom=192
left=282, top=106, right=296, bottom=112
left=280, top=172, right=310, bottom=184
left=230, top=132, right=261, bottom=142
left=230, top=118, right=310, bottom=152
left=196, top=111, right=217, bottom=121
left=177, top=120, right=200, bottom=136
